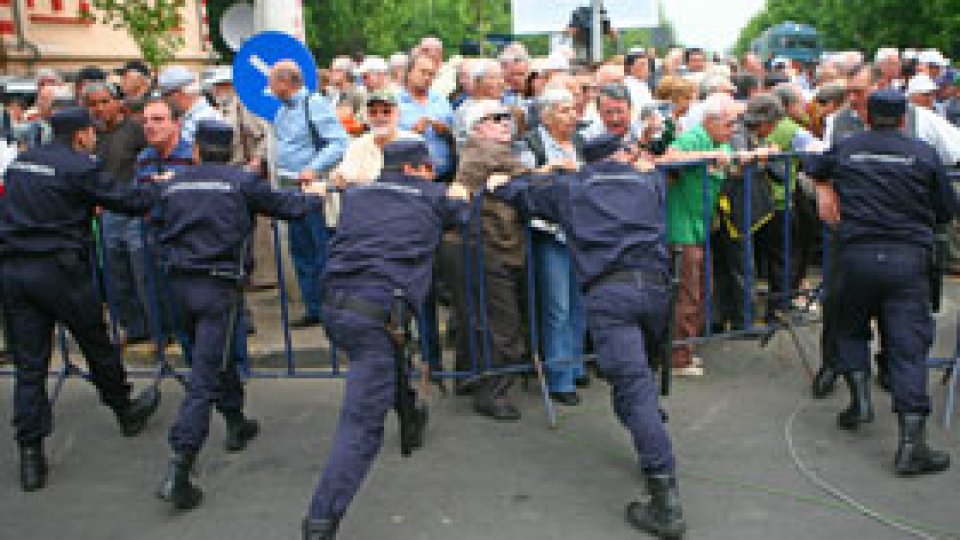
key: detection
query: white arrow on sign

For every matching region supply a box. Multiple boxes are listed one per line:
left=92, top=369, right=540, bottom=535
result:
left=250, top=54, right=276, bottom=96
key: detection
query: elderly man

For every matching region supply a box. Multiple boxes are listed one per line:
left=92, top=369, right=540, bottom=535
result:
left=500, top=44, right=530, bottom=108
left=742, top=93, right=821, bottom=319
left=120, top=60, right=152, bottom=101
left=157, top=66, right=222, bottom=144
left=520, top=87, right=589, bottom=404
left=388, top=53, right=409, bottom=88
left=875, top=48, right=904, bottom=91
left=270, top=60, right=349, bottom=328
left=325, top=56, right=367, bottom=124
left=398, top=54, right=455, bottom=182
left=453, top=59, right=506, bottom=144
left=445, top=99, right=530, bottom=420
left=359, top=56, right=391, bottom=94
left=84, top=82, right=150, bottom=345
left=907, top=74, right=938, bottom=110
left=332, top=90, right=419, bottom=187
left=664, top=94, right=741, bottom=375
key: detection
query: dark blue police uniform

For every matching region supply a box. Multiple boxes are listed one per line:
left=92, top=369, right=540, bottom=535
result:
left=0, top=107, right=161, bottom=492
left=303, top=140, right=467, bottom=539
left=153, top=120, right=325, bottom=510
left=804, top=90, right=955, bottom=476
left=491, top=134, right=686, bottom=539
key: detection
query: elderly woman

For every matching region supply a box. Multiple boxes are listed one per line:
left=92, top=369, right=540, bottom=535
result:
left=520, top=86, right=588, bottom=405
left=644, top=75, right=696, bottom=155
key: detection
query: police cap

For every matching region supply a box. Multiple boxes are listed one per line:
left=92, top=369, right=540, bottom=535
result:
left=382, top=139, right=431, bottom=171
left=867, top=89, right=907, bottom=120
left=581, top=133, right=627, bottom=164
left=195, top=119, right=234, bottom=148
left=49, top=106, right=94, bottom=137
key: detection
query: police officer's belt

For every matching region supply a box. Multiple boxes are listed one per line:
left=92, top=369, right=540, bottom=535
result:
left=586, top=268, right=668, bottom=293
left=324, top=290, right=392, bottom=325
left=169, top=267, right=245, bottom=282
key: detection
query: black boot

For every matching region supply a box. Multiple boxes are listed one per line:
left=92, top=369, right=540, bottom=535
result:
left=836, top=371, right=874, bottom=430
left=223, top=410, right=260, bottom=452
left=626, top=472, right=687, bottom=539
left=302, top=517, right=340, bottom=540
left=473, top=376, right=521, bottom=421
left=811, top=364, right=837, bottom=399
left=114, top=386, right=161, bottom=437
left=894, top=413, right=950, bottom=476
left=157, top=452, right=203, bottom=510
left=19, top=442, right=47, bottom=492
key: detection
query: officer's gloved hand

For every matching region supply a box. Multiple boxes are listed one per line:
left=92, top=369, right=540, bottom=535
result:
left=486, top=174, right=511, bottom=192
left=447, top=182, right=470, bottom=201
left=302, top=181, right=328, bottom=197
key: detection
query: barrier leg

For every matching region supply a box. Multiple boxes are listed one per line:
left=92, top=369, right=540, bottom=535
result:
left=462, top=222, right=479, bottom=380
left=743, top=165, right=755, bottom=330
left=525, top=227, right=558, bottom=428
left=272, top=220, right=296, bottom=375
left=140, top=223, right=186, bottom=389
left=49, top=326, right=80, bottom=405
left=702, top=164, right=713, bottom=337
left=93, top=218, right=120, bottom=346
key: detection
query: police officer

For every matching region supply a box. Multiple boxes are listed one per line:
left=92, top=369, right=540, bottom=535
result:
left=488, top=134, right=686, bottom=539
left=0, top=107, right=161, bottom=492
left=152, top=120, right=327, bottom=510
left=302, top=139, right=469, bottom=539
left=804, top=90, right=955, bottom=476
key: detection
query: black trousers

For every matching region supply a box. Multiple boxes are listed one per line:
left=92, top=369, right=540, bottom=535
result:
left=1, top=256, right=130, bottom=444
left=440, top=238, right=527, bottom=374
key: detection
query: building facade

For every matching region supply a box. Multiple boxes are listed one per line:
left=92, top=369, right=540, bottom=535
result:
left=0, top=0, right=215, bottom=75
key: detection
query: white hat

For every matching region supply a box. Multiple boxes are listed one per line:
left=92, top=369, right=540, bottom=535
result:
left=359, top=56, right=388, bottom=74
left=157, top=65, right=196, bottom=93
left=542, top=54, right=570, bottom=72
left=331, top=57, right=353, bottom=71
left=206, top=66, right=232, bottom=86
left=464, top=99, right=510, bottom=133
left=771, top=57, right=791, bottom=68
left=918, top=49, right=944, bottom=65
left=388, top=53, right=409, bottom=68
left=907, top=74, right=938, bottom=95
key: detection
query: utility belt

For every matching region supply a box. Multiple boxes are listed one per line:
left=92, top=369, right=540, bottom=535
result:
left=1, top=247, right=88, bottom=269
left=585, top=267, right=669, bottom=294
left=324, top=289, right=412, bottom=335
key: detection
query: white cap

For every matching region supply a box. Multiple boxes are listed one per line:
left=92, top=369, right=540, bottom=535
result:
left=206, top=66, right=232, bottom=86
left=157, top=65, right=196, bottom=93
left=331, top=57, right=353, bottom=71
left=464, top=99, right=510, bottom=133
left=874, top=47, right=899, bottom=63
left=771, top=57, right=790, bottom=68
left=542, top=54, right=570, bottom=72
left=359, top=56, right=388, bottom=74
left=918, top=49, right=944, bottom=65
left=907, top=74, right=938, bottom=95
left=388, top=53, right=409, bottom=68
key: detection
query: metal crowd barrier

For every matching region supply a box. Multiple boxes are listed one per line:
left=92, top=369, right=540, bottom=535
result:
left=2, top=154, right=954, bottom=427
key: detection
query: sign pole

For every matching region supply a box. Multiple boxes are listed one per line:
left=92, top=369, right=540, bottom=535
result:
left=590, top=0, right=604, bottom=64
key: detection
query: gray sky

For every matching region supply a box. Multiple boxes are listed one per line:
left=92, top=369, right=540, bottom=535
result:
left=663, top=0, right=766, bottom=53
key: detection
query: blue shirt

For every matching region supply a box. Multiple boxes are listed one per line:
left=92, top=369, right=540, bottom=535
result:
left=493, top=161, right=669, bottom=289
left=274, top=87, right=348, bottom=176
left=804, top=129, right=957, bottom=249
left=180, top=97, right=223, bottom=144
left=397, top=89, right=455, bottom=176
left=133, top=138, right=195, bottom=248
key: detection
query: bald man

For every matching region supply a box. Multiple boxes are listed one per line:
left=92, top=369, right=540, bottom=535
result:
left=270, top=60, right=349, bottom=328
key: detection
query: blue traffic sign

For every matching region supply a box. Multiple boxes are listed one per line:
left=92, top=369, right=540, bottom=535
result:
left=233, top=31, right=318, bottom=122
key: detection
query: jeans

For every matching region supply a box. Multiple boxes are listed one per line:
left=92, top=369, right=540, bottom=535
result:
left=288, top=209, right=328, bottom=319
left=534, top=232, right=585, bottom=393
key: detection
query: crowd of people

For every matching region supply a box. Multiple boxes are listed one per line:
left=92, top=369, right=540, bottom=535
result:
left=3, top=37, right=960, bottom=414
left=2, top=31, right=959, bottom=540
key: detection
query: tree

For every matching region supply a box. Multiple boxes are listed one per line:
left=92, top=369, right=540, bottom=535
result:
left=85, top=0, right=187, bottom=73
left=734, top=0, right=960, bottom=58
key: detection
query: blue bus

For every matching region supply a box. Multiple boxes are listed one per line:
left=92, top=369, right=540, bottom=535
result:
left=750, top=22, right=823, bottom=64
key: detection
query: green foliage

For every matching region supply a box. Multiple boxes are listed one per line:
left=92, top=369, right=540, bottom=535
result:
left=86, top=0, right=187, bottom=72
left=734, top=0, right=960, bottom=57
